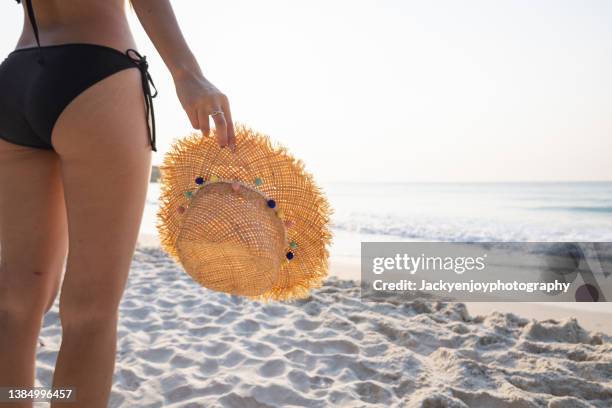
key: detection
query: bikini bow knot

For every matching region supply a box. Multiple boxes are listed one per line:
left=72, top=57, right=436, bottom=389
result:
left=126, top=48, right=158, bottom=152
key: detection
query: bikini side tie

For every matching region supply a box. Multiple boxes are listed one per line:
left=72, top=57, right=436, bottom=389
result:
left=126, top=49, right=158, bottom=152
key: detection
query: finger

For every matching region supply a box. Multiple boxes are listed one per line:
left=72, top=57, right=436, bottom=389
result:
left=211, top=109, right=228, bottom=148
left=186, top=108, right=199, bottom=130
left=222, top=100, right=236, bottom=152
left=197, top=106, right=210, bottom=137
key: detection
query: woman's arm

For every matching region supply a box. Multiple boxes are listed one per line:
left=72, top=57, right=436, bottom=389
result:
left=130, top=0, right=235, bottom=149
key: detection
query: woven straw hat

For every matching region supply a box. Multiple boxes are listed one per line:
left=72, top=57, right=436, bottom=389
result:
left=156, top=123, right=333, bottom=301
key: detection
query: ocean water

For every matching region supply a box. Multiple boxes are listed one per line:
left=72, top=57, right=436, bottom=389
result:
left=141, top=181, right=612, bottom=258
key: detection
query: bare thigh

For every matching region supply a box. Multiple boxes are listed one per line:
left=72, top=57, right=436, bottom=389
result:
left=51, top=67, right=152, bottom=319
left=0, top=140, right=67, bottom=315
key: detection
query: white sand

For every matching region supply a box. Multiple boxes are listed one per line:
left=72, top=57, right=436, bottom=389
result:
left=328, top=255, right=612, bottom=337
left=33, top=242, right=612, bottom=407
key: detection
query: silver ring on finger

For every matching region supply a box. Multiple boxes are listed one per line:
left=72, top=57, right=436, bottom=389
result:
left=210, top=110, right=224, bottom=117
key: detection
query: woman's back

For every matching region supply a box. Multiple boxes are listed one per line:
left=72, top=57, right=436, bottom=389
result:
left=16, top=0, right=135, bottom=50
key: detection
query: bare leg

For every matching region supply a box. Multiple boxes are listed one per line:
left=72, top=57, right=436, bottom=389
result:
left=0, top=140, right=68, bottom=408
left=49, top=68, right=152, bottom=408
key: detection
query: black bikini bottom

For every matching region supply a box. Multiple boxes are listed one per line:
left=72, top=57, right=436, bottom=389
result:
left=0, top=43, right=157, bottom=151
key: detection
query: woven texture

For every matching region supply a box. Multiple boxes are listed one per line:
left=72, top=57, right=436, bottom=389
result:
left=156, top=123, right=333, bottom=301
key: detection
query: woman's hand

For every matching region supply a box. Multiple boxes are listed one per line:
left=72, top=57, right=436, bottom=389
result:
left=174, top=73, right=236, bottom=150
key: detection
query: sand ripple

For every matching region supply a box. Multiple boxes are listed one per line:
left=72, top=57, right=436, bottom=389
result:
left=32, top=247, right=611, bottom=407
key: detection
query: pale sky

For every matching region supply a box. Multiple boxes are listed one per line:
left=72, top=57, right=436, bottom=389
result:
left=1, top=0, right=611, bottom=182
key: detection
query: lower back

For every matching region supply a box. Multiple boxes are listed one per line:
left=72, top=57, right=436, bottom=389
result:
left=16, top=0, right=137, bottom=51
